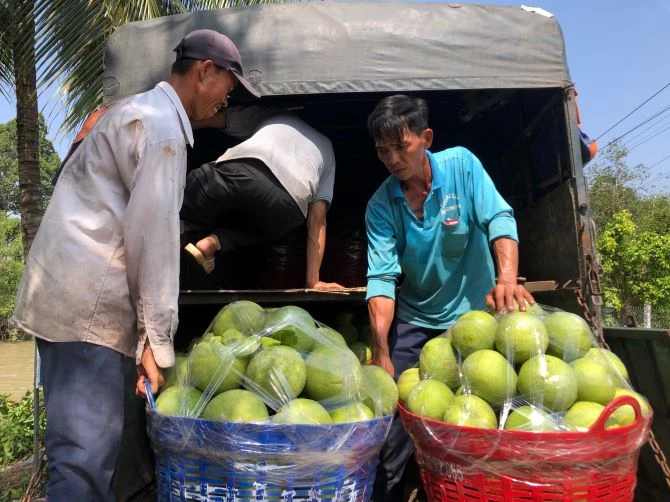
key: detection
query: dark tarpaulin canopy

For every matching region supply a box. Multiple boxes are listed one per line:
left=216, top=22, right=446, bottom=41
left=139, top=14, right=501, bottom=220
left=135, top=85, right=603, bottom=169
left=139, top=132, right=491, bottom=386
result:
left=103, top=1, right=572, bottom=103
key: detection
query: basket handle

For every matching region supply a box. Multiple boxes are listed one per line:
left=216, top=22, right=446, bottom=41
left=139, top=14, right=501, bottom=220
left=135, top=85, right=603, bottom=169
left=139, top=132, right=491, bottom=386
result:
left=590, top=394, right=643, bottom=432
left=145, top=379, right=157, bottom=410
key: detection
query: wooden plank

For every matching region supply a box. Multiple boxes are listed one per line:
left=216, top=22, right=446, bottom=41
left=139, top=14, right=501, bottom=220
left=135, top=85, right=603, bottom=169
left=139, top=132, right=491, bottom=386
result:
left=178, top=288, right=367, bottom=305
left=523, top=280, right=557, bottom=293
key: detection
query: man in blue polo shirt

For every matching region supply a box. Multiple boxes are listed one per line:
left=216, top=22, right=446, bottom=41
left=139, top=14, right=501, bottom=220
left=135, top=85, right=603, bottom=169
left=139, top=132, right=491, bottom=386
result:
left=365, top=94, right=534, bottom=500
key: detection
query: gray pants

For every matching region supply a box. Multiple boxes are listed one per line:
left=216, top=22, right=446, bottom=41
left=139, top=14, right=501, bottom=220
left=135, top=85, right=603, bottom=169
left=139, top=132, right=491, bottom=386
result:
left=37, top=339, right=125, bottom=502
left=372, top=319, right=443, bottom=501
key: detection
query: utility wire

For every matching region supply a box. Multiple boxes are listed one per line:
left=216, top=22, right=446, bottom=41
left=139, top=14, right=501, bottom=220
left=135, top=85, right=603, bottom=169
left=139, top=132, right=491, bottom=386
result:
left=599, top=104, right=670, bottom=151
left=627, top=124, right=670, bottom=152
left=595, top=80, right=670, bottom=141
left=623, top=109, right=670, bottom=144
left=648, top=153, right=670, bottom=170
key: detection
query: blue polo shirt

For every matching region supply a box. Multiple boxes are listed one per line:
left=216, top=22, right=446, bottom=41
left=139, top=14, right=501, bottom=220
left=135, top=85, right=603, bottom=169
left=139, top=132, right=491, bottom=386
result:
left=365, top=147, right=518, bottom=329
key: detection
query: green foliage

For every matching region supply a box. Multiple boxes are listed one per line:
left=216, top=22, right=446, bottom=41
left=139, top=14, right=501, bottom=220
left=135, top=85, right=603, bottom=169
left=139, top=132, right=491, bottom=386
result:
left=586, top=141, right=648, bottom=234
left=0, top=213, right=24, bottom=341
left=34, top=0, right=290, bottom=135
left=0, top=390, right=45, bottom=467
left=599, top=211, right=670, bottom=319
left=587, top=142, right=670, bottom=327
left=0, top=116, right=60, bottom=215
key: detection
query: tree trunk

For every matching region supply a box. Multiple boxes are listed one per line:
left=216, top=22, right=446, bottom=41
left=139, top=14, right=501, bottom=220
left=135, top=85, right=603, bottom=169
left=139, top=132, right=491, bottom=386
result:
left=13, top=0, right=41, bottom=260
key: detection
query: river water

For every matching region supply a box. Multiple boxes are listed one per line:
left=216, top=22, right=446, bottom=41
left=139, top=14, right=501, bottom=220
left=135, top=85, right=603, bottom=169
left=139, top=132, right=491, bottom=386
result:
left=0, top=340, right=36, bottom=400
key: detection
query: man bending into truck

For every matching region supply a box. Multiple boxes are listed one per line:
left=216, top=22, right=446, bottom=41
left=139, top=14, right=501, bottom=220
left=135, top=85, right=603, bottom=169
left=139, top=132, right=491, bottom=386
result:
left=182, top=105, right=343, bottom=291
left=10, top=29, right=259, bottom=501
left=364, top=95, right=535, bottom=500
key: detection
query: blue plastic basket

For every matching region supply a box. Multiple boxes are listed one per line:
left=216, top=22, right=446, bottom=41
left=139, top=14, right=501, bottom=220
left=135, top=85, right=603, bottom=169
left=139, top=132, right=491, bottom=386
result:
left=145, top=384, right=392, bottom=501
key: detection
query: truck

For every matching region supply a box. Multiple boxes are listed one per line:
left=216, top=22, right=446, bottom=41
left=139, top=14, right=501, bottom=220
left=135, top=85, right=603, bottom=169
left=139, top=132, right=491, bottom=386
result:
left=98, top=3, right=669, bottom=500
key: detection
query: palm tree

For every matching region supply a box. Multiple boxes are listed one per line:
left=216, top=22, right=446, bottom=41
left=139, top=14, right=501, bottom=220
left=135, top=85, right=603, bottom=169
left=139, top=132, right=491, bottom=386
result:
left=2, top=0, right=283, bottom=257
left=0, top=0, right=41, bottom=258
left=37, top=0, right=282, bottom=135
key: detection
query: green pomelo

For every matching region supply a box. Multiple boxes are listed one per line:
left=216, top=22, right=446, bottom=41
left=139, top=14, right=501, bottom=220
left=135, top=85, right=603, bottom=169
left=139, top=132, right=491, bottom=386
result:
left=503, top=405, right=557, bottom=431
left=517, top=354, right=578, bottom=412
left=406, top=379, right=454, bottom=420
left=260, top=337, right=281, bottom=348
left=494, top=312, right=549, bottom=364
left=361, top=364, right=399, bottom=416
left=544, top=312, right=593, bottom=361
left=211, top=301, right=266, bottom=336
left=273, top=398, right=332, bottom=425
left=489, top=301, right=545, bottom=318
left=164, top=353, right=189, bottom=388
left=155, top=386, right=203, bottom=417
left=200, top=332, right=216, bottom=342
left=219, top=328, right=244, bottom=345
left=200, top=389, right=269, bottom=422
left=461, top=349, right=517, bottom=406
left=570, top=357, right=616, bottom=405
left=584, top=347, right=629, bottom=383
left=419, top=337, right=459, bottom=390
left=244, top=345, right=306, bottom=404
left=304, top=345, right=363, bottom=402
left=609, top=388, right=652, bottom=426
left=313, top=326, right=348, bottom=349
left=562, top=401, right=617, bottom=430
left=329, top=401, right=375, bottom=423
left=349, top=341, right=373, bottom=364
left=218, top=328, right=261, bottom=357
left=188, top=339, right=248, bottom=395
left=265, top=305, right=316, bottom=353
left=451, top=310, right=497, bottom=358
left=397, top=367, right=421, bottom=403
left=443, top=395, right=498, bottom=429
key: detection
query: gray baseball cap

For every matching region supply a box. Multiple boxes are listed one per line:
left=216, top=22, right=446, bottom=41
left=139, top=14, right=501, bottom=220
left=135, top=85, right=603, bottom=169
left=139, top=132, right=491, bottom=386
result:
left=174, top=29, right=260, bottom=100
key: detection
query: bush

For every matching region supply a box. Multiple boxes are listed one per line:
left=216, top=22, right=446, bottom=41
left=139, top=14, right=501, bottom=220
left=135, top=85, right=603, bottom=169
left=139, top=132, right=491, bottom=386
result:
left=0, top=390, right=45, bottom=467
left=0, top=214, right=24, bottom=342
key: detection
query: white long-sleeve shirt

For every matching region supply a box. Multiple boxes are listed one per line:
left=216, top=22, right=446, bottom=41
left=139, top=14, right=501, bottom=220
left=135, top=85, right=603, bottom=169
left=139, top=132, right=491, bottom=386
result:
left=11, top=82, right=193, bottom=368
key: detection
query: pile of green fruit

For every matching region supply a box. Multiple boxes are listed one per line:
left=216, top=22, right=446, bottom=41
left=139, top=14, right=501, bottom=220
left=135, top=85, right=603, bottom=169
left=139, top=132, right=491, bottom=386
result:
left=400, top=306, right=651, bottom=432
left=155, top=301, right=397, bottom=425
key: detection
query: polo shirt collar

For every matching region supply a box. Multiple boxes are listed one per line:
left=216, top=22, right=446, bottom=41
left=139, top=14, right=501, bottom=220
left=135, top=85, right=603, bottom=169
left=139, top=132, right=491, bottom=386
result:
left=156, top=81, right=194, bottom=147
left=390, top=150, right=443, bottom=198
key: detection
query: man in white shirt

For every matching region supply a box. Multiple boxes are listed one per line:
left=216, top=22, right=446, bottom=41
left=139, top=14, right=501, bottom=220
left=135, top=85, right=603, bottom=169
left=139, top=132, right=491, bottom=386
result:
left=182, top=105, right=343, bottom=290
left=10, top=29, right=259, bottom=501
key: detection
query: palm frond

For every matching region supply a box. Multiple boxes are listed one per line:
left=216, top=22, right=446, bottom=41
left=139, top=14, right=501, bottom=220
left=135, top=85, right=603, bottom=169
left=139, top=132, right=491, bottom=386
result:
left=35, top=0, right=293, bottom=135
left=0, top=2, right=15, bottom=100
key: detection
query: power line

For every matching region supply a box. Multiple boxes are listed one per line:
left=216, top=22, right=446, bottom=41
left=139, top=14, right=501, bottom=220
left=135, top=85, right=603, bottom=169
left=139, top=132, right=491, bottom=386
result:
left=599, top=104, right=670, bottom=151
left=648, top=153, right=670, bottom=170
left=595, top=80, right=670, bottom=141
left=627, top=124, right=670, bottom=152
left=623, top=109, right=670, bottom=144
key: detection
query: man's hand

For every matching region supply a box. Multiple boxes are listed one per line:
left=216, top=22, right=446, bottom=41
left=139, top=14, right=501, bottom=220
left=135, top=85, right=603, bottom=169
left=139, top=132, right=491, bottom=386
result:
left=372, top=353, right=395, bottom=378
left=309, top=280, right=346, bottom=291
left=486, top=279, right=535, bottom=314
left=136, top=340, right=165, bottom=399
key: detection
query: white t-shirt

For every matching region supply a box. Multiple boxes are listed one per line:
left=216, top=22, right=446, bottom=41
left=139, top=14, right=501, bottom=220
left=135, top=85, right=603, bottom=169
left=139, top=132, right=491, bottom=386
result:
left=217, top=106, right=336, bottom=217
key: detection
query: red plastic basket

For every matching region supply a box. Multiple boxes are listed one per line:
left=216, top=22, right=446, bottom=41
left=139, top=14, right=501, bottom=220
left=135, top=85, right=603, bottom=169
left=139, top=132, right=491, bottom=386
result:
left=398, top=395, right=652, bottom=501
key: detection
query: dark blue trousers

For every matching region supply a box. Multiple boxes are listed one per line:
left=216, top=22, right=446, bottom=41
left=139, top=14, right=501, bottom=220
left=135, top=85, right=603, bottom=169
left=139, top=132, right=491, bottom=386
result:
left=37, top=339, right=125, bottom=502
left=372, top=319, right=444, bottom=501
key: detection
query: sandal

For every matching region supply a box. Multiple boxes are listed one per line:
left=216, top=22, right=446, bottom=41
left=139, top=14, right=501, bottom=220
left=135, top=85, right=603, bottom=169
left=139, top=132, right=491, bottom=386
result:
left=184, top=243, right=215, bottom=274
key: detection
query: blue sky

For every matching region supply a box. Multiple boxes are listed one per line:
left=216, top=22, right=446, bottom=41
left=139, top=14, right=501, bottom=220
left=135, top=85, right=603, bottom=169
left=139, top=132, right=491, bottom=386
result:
left=1, top=0, right=669, bottom=193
